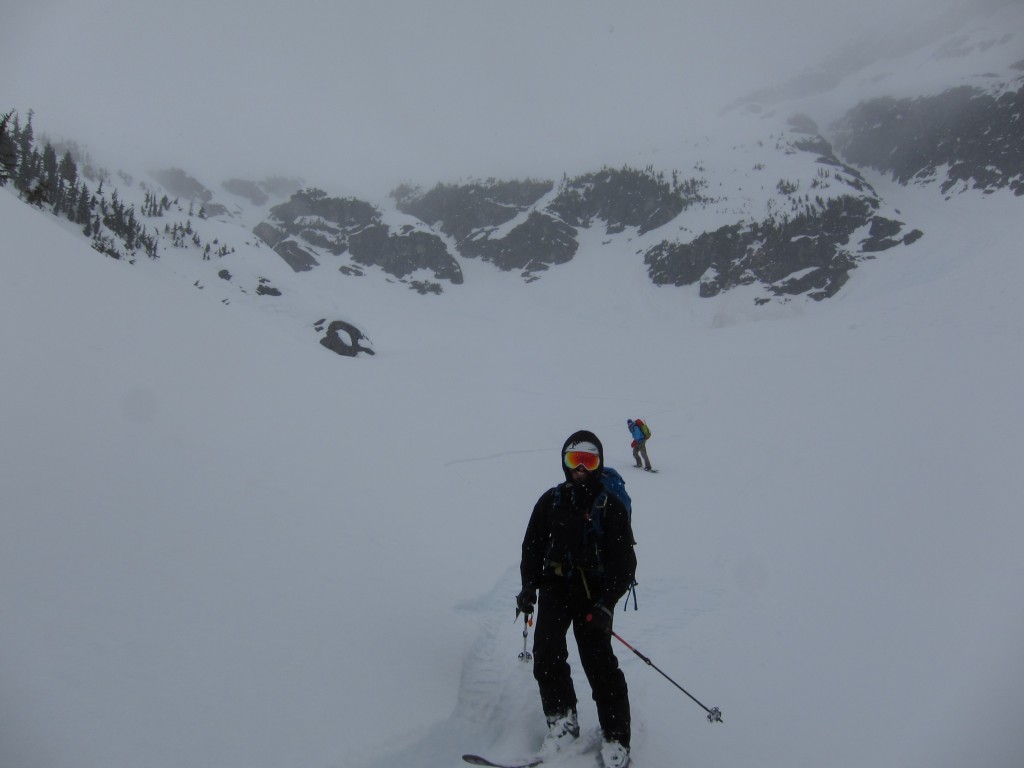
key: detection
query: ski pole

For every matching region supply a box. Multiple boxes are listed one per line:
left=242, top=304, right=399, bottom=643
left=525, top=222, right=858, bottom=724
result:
left=611, top=631, right=724, bottom=723
left=516, top=614, right=532, bottom=663
left=515, top=610, right=533, bottom=663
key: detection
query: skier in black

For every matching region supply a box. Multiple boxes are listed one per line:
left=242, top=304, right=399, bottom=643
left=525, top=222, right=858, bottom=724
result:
left=516, top=430, right=636, bottom=768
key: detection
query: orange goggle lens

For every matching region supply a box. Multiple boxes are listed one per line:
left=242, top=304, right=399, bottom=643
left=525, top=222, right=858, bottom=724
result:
left=564, top=451, right=600, bottom=472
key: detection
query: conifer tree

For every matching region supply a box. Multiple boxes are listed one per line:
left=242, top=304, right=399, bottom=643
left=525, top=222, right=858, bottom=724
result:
left=64, top=179, right=79, bottom=217
left=41, top=143, right=61, bottom=211
left=9, top=114, right=41, bottom=198
left=17, top=145, right=37, bottom=192
left=59, top=150, right=77, bottom=188
left=0, top=110, right=17, bottom=186
left=76, top=182, right=92, bottom=225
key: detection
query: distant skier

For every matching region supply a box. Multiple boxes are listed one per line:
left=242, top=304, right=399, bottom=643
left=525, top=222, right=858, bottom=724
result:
left=516, top=430, right=636, bottom=768
left=627, top=419, right=653, bottom=472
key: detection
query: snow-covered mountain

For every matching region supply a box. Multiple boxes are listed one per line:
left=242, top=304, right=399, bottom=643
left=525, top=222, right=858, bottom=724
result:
left=4, top=1, right=1022, bottom=356
left=2, top=4, right=1023, bottom=768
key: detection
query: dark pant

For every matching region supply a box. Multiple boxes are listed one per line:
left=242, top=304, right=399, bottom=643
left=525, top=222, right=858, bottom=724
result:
left=532, top=579, right=631, bottom=746
left=632, top=440, right=651, bottom=470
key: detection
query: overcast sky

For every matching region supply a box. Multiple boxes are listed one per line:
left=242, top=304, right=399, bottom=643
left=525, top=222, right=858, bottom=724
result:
left=3, top=0, right=964, bottom=196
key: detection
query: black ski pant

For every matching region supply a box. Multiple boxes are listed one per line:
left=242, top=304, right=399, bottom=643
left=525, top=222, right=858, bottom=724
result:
left=532, top=578, right=631, bottom=746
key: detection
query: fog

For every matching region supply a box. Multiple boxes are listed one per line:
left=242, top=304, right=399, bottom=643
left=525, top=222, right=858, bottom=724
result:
left=0, top=0, right=997, bottom=196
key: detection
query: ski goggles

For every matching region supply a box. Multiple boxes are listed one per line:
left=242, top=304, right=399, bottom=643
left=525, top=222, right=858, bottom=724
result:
left=563, top=451, right=600, bottom=472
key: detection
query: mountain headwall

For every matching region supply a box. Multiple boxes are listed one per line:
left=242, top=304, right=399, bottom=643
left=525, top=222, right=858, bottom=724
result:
left=252, top=127, right=922, bottom=301
left=831, top=81, right=1024, bottom=197
left=5, top=4, right=1022, bottom=317
left=642, top=128, right=923, bottom=300
left=253, top=187, right=462, bottom=293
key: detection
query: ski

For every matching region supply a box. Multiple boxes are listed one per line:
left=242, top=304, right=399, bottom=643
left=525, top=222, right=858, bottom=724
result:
left=462, top=754, right=543, bottom=768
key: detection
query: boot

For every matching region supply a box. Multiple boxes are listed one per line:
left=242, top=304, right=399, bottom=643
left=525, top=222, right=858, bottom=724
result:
left=540, top=710, right=579, bottom=755
left=600, top=739, right=630, bottom=768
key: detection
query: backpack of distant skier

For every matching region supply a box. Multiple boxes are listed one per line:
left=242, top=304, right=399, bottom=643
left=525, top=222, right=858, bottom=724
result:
left=636, top=419, right=651, bottom=439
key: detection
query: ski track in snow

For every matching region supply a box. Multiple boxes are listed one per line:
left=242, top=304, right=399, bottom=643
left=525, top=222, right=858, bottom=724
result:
left=360, top=562, right=731, bottom=767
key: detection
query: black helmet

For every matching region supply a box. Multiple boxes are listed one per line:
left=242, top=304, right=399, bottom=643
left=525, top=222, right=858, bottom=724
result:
left=560, top=429, right=604, bottom=483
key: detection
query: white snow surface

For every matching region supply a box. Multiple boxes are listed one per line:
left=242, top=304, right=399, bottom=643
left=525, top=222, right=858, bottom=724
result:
left=3, top=4, right=1024, bottom=764
left=3, top=167, right=1024, bottom=768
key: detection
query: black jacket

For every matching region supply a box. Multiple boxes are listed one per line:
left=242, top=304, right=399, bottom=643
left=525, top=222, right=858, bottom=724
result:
left=521, top=478, right=637, bottom=608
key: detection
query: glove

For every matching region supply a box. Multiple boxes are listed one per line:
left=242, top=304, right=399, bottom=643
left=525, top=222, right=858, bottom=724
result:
left=515, top=586, right=536, bottom=616
left=586, top=603, right=614, bottom=634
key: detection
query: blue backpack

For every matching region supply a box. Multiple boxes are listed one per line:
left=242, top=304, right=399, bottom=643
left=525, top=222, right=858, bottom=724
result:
left=553, top=466, right=639, bottom=610
left=598, top=467, right=631, bottom=517
left=555, top=466, right=632, bottom=534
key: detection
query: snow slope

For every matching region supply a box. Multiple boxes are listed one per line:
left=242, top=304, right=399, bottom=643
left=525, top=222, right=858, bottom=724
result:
left=3, top=151, right=1024, bottom=768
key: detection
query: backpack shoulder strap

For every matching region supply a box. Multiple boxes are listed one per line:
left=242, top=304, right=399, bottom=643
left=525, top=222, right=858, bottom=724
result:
left=585, top=492, right=608, bottom=541
left=552, top=482, right=566, bottom=507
